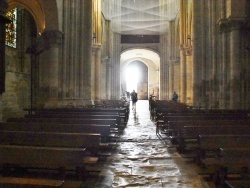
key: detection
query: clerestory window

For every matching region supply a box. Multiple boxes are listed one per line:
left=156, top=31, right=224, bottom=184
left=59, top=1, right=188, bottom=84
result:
left=5, top=8, right=17, bottom=48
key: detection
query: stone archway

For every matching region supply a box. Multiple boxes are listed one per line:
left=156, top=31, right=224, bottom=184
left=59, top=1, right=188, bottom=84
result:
left=120, top=49, right=160, bottom=100
left=7, top=0, right=59, bottom=33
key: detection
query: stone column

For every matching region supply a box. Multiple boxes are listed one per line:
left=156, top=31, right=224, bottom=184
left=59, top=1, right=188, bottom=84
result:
left=192, top=0, right=202, bottom=107
left=229, top=20, right=242, bottom=109
left=0, top=0, right=9, bottom=121
left=110, top=33, right=121, bottom=99
left=219, top=1, right=228, bottom=109
left=41, top=30, right=63, bottom=107
left=94, top=46, right=101, bottom=99
left=179, top=0, right=184, bottom=103
left=168, top=60, right=174, bottom=94
left=221, top=30, right=228, bottom=108
left=179, top=47, right=186, bottom=103
left=0, top=0, right=9, bottom=94
left=159, top=34, right=168, bottom=100
left=82, top=0, right=93, bottom=100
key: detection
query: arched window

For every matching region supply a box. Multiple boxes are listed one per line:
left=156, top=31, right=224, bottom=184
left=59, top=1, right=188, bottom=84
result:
left=5, top=8, right=17, bottom=48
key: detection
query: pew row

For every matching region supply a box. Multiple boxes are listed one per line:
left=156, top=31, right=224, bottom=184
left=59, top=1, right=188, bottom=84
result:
left=7, top=118, right=120, bottom=129
left=197, top=135, right=250, bottom=166
left=24, top=107, right=129, bottom=124
left=0, top=122, right=118, bottom=142
left=0, top=145, right=88, bottom=180
left=170, top=125, right=250, bottom=153
left=0, top=130, right=101, bottom=151
left=202, top=148, right=250, bottom=186
left=25, top=114, right=124, bottom=127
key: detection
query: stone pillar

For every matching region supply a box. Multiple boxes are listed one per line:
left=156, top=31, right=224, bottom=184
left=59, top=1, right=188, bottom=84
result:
left=93, top=46, right=101, bottom=99
left=179, top=47, right=186, bottom=103
left=0, top=0, right=9, bottom=121
left=110, top=33, right=121, bottom=99
left=0, top=0, right=9, bottom=94
left=41, top=30, right=63, bottom=107
left=220, top=1, right=228, bottom=109
left=60, top=0, right=93, bottom=106
left=168, top=60, right=174, bottom=94
left=221, top=31, right=228, bottom=108
left=229, top=20, right=242, bottom=109
left=179, top=0, right=185, bottom=103
left=159, top=34, right=168, bottom=100
left=82, top=0, right=93, bottom=100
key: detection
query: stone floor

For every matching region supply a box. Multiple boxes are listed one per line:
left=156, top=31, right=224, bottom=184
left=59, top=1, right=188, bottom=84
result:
left=79, top=100, right=214, bottom=188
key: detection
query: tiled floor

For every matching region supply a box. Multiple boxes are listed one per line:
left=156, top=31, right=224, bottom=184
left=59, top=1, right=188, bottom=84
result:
left=80, top=100, right=213, bottom=188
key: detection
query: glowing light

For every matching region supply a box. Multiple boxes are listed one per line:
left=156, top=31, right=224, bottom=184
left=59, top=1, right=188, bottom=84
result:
left=125, top=65, right=140, bottom=92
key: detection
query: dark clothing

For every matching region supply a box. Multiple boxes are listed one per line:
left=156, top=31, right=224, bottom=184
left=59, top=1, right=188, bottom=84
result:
left=172, top=92, right=178, bottom=102
left=131, top=91, right=138, bottom=103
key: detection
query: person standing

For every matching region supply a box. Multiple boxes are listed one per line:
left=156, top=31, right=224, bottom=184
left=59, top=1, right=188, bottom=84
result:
left=172, top=91, right=178, bottom=102
left=130, top=90, right=138, bottom=110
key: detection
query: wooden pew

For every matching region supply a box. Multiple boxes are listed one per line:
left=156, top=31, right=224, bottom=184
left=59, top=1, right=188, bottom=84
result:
left=161, top=115, right=250, bottom=125
left=28, top=107, right=129, bottom=124
left=7, top=117, right=119, bottom=129
left=0, top=122, right=115, bottom=142
left=176, top=125, right=250, bottom=153
left=163, top=120, right=250, bottom=138
left=203, top=148, right=250, bottom=186
left=25, top=114, right=123, bottom=127
left=0, top=176, right=64, bottom=188
left=197, top=135, right=250, bottom=166
left=0, top=130, right=101, bottom=150
left=0, top=145, right=88, bottom=179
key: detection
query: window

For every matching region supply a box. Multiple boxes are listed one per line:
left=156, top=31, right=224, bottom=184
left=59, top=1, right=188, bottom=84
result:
left=5, top=8, right=17, bottom=48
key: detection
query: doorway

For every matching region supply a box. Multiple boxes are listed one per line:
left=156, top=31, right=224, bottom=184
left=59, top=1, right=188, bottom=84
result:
left=120, top=49, right=160, bottom=100
left=125, top=61, right=148, bottom=100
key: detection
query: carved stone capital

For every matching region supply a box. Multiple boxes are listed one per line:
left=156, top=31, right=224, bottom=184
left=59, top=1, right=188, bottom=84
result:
left=41, top=30, right=63, bottom=47
left=218, top=19, right=229, bottom=32
left=182, top=44, right=193, bottom=56
left=218, top=18, right=244, bottom=32
left=228, top=19, right=243, bottom=31
left=179, top=44, right=192, bottom=56
left=27, top=30, right=63, bottom=55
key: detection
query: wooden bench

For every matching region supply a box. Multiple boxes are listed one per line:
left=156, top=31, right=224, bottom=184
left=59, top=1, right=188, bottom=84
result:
left=203, top=148, right=250, bottom=186
left=0, top=122, right=119, bottom=143
left=26, top=107, right=129, bottom=124
left=197, top=135, right=250, bottom=166
left=7, top=117, right=119, bottom=129
left=32, top=110, right=128, bottom=126
left=0, top=130, right=101, bottom=150
left=163, top=120, right=250, bottom=138
left=174, top=125, right=250, bottom=153
left=161, top=115, right=250, bottom=124
left=0, top=176, right=64, bottom=187
left=25, top=114, right=123, bottom=127
left=0, top=145, right=89, bottom=180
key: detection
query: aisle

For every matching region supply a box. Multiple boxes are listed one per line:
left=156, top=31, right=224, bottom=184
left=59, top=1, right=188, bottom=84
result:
left=86, top=100, right=212, bottom=188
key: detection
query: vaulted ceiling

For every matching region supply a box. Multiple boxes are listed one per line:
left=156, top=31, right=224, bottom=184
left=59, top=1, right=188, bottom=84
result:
left=109, top=0, right=171, bottom=35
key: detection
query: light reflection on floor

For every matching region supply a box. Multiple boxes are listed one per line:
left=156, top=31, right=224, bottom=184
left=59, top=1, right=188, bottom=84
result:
left=92, top=100, right=212, bottom=188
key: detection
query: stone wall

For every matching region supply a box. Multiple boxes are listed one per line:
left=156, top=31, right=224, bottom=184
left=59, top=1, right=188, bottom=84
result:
left=1, top=8, right=35, bottom=121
